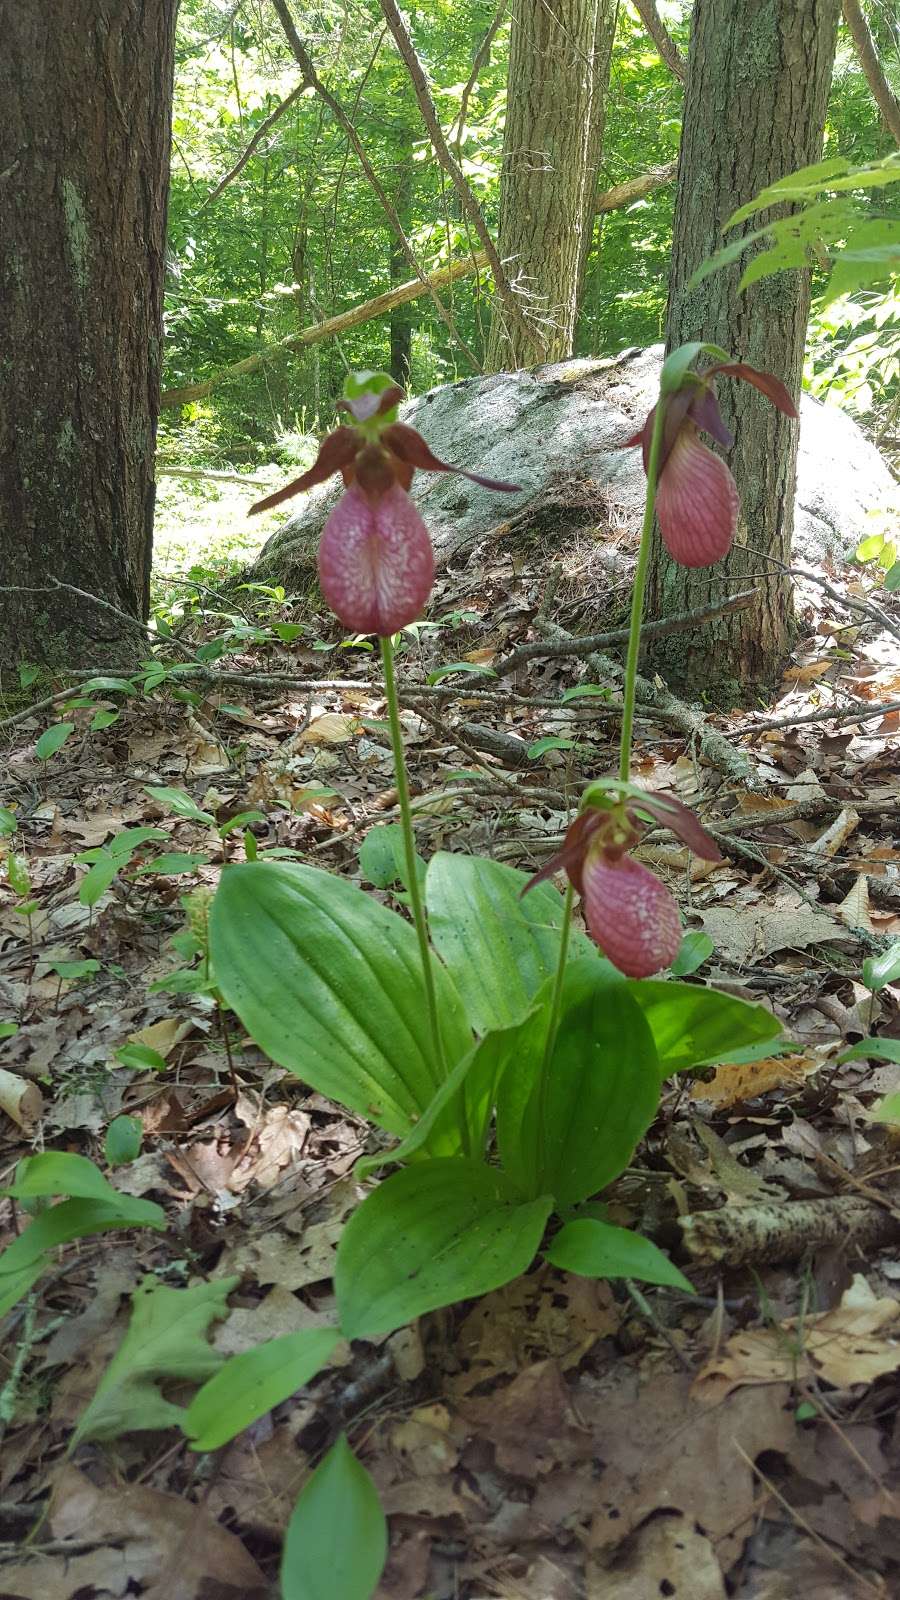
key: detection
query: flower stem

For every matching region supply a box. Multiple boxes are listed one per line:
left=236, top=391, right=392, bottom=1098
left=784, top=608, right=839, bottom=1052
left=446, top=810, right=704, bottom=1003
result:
left=380, top=634, right=445, bottom=1073
left=618, top=396, right=668, bottom=784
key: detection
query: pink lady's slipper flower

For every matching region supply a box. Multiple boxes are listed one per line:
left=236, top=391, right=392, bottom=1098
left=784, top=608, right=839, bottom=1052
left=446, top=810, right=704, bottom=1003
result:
left=250, top=378, right=520, bottom=635
left=525, top=789, right=722, bottom=978
left=624, top=361, right=797, bottom=568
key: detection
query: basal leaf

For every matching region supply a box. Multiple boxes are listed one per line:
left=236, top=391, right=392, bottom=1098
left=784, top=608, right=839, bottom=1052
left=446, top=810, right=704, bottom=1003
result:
left=0, top=1197, right=165, bottom=1319
left=546, top=1218, right=693, bottom=1292
left=210, top=862, right=470, bottom=1136
left=281, top=1436, right=387, bottom=1600
left=627, top=980, right=782, bottom=1075
left=498, top=963, right=660, bottom=1208
left=335, top=1160, right=552, bottom=1340
left=426, top=852, right=597, bottom=1034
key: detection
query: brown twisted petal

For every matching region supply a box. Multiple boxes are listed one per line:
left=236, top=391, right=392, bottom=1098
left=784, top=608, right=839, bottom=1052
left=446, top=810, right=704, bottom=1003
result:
left=521, top=809, right=605, bottom=900
left=625, top=790, right=722, bottom=860
left=707, top=363, right=798, bottom=418
left=248, top=426, right=360, bottom=515
left=381, top=422, right=522, bottom=492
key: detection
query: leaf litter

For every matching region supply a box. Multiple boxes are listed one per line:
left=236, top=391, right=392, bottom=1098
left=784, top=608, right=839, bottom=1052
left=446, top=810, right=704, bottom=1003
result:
left=0, top=520, right=899, bottom=1598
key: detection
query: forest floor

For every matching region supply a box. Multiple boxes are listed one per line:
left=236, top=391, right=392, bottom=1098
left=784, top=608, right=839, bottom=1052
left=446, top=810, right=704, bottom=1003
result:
left=1, top=488, right=900, bottom=1600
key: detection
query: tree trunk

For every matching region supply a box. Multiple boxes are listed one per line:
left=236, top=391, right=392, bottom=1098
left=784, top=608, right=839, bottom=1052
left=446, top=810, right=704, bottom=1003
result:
left=645, top=0, right=840, bottom=703
left=0, top=0, right=177, bottom=670
left=485, top=0, right=617, bottom=371
left=576, top=0, right=619, bottom=310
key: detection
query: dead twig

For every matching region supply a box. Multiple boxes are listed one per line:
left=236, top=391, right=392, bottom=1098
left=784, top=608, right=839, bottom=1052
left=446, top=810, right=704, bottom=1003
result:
left=536, top=617, right=757, bottom=788
left=495, top=589, right=758, bottom=676
left=742, top=697, right=900, bottom=734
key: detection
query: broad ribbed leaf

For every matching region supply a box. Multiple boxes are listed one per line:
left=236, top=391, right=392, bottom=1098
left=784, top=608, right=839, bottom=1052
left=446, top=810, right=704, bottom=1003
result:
left=626, top=980, right=782, bottom=1075
left=426, top=852, right=597, bottom=1034
left=336, top=1160, right=552, bottom=1340
left=357, top=1010, right=542, bottom=1174
left=498, top=964, right=660, bottom=1207
left=210, top=862, right=470, bottom=1136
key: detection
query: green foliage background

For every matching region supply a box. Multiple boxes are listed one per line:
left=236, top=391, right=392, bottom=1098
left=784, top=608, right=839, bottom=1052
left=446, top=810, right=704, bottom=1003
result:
left=162, top=0, right=899, bottom=467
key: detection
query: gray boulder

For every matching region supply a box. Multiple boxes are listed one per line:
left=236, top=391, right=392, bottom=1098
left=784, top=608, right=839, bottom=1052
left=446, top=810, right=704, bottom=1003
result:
left=250, top=345, right=897, bottom=582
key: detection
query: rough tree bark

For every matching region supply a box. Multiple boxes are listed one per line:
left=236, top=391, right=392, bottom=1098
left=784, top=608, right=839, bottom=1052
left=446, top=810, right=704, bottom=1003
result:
left=485, top=0, right=618, bottom=370
left=645, top=0, right=841, bottom=703
left=0, top=0, right=178, bottom=669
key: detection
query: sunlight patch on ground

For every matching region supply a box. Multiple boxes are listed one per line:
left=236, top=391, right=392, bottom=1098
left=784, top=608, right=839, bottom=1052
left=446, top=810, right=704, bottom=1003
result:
left=151, top=470, right=289, bottom=594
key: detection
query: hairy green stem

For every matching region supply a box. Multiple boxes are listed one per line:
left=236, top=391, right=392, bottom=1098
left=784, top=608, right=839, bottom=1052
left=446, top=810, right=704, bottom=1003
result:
left=618, top=397, right=667, bottom=783
left=380, top=635, right=445, bottom=1073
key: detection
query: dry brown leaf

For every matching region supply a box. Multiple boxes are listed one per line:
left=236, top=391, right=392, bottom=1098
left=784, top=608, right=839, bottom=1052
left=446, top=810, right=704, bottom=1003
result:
left=694, top=1275, right=900, bottom=1401
left=735, top=792, right=797, bottom=817
left=126, top=1016, right=190, bottom=1060
left=588, top=1513, right=726, bottom=1599
left=299, top=710, right=360, bottom=746
left=459, top=1360, right=591, bottom=1477
left=230, top=1095, right=310, bottom=1190
left=390, top=1404, right=459, bottom=1475
left=2, top=1464, right=269, bottom=1600
left=449, top=1266, right=618, bottom=1396
left=692, top=1053, right=823, bottom=1110
left=585, top=1372, right=795, bottom=1568
left=687, top=1118, right=783, bottom=1202
left=387, top=1325, right=425, bottom=1381
left=837, top=874, right=873, bottom=931
left=698, top=896, right=839, bottom=964
left=782, top=659, right=833, bottom=685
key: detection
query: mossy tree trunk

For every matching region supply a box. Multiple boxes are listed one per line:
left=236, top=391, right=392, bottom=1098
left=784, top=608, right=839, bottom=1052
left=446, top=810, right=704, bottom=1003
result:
left=0, top=0, right=178, bottom=670
left=645, top=0, right=840, bottom=703
left=485, top=0, right=618, bottom=371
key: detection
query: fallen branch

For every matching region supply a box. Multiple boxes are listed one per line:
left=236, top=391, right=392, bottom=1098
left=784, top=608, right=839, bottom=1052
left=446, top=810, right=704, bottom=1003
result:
left=160, top=252, right=485, bottom=407
left=742, top=696, right=900, bottom=734
left=790, top=563, right=900, bottom=649
left=595, top=159, right=678, bottom=213
left=709, top=793, right=900, bottom=836
left=842, top=0, right=900, bottom=144
left=161, top=160, right=684, bottom=409
left=495, top=589, right=757, bottom=676
left=680, top=1195, right=900, bottom=1266
left=155, top=465, right=271, bottom=486
left=0, top=665, right=656, bottom=740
